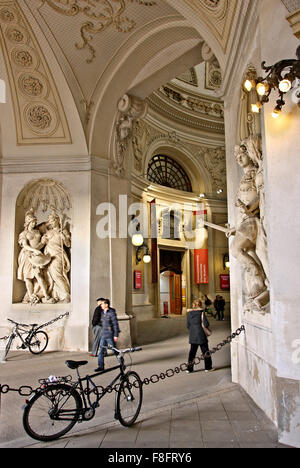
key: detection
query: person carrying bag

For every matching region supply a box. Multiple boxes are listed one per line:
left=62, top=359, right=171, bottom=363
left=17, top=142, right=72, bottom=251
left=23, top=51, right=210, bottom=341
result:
left=186, top=300, right=214, bottom=374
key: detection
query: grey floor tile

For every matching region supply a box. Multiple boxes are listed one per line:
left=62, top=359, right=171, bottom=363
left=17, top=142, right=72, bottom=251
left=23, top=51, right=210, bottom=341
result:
left=201, top=420, right=232, bottom=432
left=226, top=411, right=257, bottom=421
left=204, top=441, right=240, bottom=448
left=235, top=430, right=273, bottom=443
left=199, top=410, right=229, bottom=421
left=202, top=430, right=237, bottom=443
left=169, top=440, right=204, bottom=448
left=104, top=424, right=141, bottom=442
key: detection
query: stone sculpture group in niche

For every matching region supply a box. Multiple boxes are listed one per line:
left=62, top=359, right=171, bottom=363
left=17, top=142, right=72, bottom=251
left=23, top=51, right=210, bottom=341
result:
left=226, top=136, right=269, bottom=312
left=17, top=208, right=71, bottom=305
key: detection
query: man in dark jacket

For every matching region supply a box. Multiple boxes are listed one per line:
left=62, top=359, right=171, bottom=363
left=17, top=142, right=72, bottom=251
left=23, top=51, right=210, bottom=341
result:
left=90, top=297, right=105, bottom=357
left=186, top=302, right=214, bottom=373
left=95, top=299, right=120, bottom=372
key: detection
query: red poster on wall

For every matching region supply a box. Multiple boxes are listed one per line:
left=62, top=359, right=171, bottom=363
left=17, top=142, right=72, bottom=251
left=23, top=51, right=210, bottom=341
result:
left=220, top=274, right=230, bottom=290
left=194, top=249, right=209, bottom=284
left=134, top=270, right=142, bottom=289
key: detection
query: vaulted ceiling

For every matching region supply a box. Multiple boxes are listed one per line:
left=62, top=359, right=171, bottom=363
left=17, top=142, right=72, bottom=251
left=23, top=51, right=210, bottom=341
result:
left=0, top=0, right=243, bottom=156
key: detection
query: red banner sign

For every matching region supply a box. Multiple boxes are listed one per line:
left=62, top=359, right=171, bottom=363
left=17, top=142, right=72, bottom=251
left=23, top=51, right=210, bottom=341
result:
left=220, top=274, right=230, bottom=290
left=194, top=249, right=209, bottom=284
left=134, top=270, right=142, bottom=289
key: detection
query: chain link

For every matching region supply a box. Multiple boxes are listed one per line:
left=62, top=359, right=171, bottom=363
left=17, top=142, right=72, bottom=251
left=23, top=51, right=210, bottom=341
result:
left=0, top=312, right=70, bottom=341
left=0, top=325, right=245, bottom=399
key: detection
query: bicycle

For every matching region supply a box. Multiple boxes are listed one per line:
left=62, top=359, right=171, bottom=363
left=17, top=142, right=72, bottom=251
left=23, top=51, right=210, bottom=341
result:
left=22, top=346, right=143, bottom=442
left=2, top=319, right=48, bottom=360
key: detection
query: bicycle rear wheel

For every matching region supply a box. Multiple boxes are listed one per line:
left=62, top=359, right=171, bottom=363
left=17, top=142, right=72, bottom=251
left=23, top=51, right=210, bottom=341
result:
left=23, top=384, right=82, bottom=442
left=116, top=371, right=143, bottom=427
left=28, top=331, right=48, bottom=354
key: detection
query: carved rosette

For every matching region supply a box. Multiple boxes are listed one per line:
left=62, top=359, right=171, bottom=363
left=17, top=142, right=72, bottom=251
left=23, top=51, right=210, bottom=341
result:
left=0, top=1, right=71, bottom=144
left=113, top=94, right=148, bottom=176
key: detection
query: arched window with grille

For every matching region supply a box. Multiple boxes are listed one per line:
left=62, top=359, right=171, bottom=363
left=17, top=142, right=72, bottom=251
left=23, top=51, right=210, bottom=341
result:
left=147, top=155, right=192, bottom=193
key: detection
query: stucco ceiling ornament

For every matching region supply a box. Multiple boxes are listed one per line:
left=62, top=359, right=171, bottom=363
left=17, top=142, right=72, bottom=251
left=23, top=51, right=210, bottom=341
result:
left=197, top=146, right=227, bottom=192
left=114, top=94, right=148, bottom=176
left=40, top=0, right=157, bottom=64
left=17, top=178, right=72, bottom=213
left=0, top=1, right=71, bottom=144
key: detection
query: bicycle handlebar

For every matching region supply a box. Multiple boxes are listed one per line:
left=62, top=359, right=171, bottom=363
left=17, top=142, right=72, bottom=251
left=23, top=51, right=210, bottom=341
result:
left=7, top=318, right=31, bottom=328
left=106, top=345, right=142, bottom=355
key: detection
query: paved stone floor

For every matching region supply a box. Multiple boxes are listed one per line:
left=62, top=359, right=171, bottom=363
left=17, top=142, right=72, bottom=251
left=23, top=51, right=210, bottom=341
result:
left=24, top=385, right=290, bottom=449
left=0, top=319, right=293, bottom=449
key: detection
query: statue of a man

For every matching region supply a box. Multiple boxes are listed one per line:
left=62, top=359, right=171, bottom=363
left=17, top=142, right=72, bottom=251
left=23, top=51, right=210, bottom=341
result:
left=227, top=138, right=269, bottom=311
left=17, top=209, right=52, bottom=304
left=42, top=210, right=71, bottom=303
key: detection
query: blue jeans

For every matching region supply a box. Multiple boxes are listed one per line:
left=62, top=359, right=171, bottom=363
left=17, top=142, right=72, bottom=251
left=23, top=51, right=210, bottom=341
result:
left=97, top=337, right=117, bottom=369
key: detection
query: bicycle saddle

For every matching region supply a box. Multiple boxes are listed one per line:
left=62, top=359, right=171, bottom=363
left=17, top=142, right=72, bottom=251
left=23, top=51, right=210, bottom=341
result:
left=65, top=360, right=88, bottom=369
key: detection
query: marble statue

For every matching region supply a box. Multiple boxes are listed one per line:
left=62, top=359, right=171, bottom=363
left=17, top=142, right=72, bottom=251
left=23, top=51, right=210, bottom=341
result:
left=42, top=210, right=71, bottom=304
left=17, top=209, right=53, bottom=304
left=17, top=208, right=71, bottom=304
left=227, top=136, right=269, bottom=312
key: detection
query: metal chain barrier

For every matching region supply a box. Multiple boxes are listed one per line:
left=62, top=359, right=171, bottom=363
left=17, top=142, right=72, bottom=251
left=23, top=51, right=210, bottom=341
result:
left=0, top=325, right=245, bottom=408
left=35, top=312, right=70, bottom=331
left=0, top=312, right=70, bottom=342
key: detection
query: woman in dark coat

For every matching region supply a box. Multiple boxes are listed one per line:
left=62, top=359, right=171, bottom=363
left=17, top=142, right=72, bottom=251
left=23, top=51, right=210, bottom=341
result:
left=186, top=300, right=214, bottom=373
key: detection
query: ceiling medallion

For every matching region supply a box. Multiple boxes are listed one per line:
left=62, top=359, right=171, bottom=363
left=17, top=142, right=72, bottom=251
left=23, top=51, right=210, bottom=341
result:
left=41, top=0, right=157, bottom=64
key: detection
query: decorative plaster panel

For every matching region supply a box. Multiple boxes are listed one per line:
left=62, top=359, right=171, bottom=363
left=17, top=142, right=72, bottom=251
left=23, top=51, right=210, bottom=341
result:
left=0, top=0, right=71, bottom=145
left=183, top=0, right=238, bottom=52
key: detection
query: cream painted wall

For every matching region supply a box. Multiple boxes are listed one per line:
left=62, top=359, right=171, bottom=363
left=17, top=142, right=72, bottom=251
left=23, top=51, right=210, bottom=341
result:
left=259, top=0, right=300, bottom=448
left=223, top=0, right=300, bottom=448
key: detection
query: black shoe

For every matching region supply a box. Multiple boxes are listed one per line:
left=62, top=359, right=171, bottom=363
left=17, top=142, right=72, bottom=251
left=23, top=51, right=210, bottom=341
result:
left=94, top=367, right=104, bottom=372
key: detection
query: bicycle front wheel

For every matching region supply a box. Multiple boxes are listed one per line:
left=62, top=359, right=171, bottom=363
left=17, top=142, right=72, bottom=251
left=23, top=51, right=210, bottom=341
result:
left=3, top=334, right=14, bottom=360
left=23, top=384, right=82, bottom=442
left=28, top=331, right=48, bottom=354
left=116, top=371, right=143, bottom=427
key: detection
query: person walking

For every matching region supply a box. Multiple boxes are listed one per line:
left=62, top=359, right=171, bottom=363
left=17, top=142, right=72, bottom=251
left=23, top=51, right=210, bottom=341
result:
left=90, top=297, right=105, bottom=357
left=186, top=300, right=214, bottom=373
left=204, top=294, right=212, bottom=316
left=95, top=299, right=120, bottom=372
left=219, top=295, right=226, bottom=321
left=213, top=295, right=221, bottom=320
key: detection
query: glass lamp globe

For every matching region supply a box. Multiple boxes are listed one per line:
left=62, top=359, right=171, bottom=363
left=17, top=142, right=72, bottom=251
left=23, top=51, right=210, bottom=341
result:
left=132, top=233, right=144, bottom=247
left=143, top=254, right=151, bottom=264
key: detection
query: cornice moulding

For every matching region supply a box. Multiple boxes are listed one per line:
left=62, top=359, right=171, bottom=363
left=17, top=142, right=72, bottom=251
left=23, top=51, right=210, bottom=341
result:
left=0, top=155, right=109, bottom=174
left=147, top=93, right=224, bottom=136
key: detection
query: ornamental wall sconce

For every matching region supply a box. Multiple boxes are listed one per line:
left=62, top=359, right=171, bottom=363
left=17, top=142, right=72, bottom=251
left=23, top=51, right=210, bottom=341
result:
left=244, top=45, right=300, bottom=118
left=131, top=215, right=151, bottom=265
left=223, top=253, right=230, bottom=270
left=136, top=243, right=151, bottom=265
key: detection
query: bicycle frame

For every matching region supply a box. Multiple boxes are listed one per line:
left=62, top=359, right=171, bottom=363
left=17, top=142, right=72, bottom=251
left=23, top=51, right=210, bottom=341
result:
left=47, top=361, right=127, bottom=422
left=8, top=324, right=35, bottom=350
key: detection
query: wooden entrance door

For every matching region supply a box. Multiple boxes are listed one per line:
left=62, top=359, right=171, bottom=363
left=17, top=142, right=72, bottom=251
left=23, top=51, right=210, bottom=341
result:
left=169, top=272, right=182, bottom=315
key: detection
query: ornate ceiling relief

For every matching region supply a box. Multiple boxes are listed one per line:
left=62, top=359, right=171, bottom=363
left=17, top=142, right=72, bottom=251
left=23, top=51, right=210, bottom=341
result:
left=0, top=0, right=71, bottom=144
left=183, top=0, right=237, bottom=52
left=38, top=0, right=157, bottom=64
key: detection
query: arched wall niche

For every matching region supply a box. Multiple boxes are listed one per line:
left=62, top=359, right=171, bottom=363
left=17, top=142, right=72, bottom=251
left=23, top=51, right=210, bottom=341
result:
left=13, top=179, right=72, bottom=305
left=143, top=142, right=213, bottom=195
